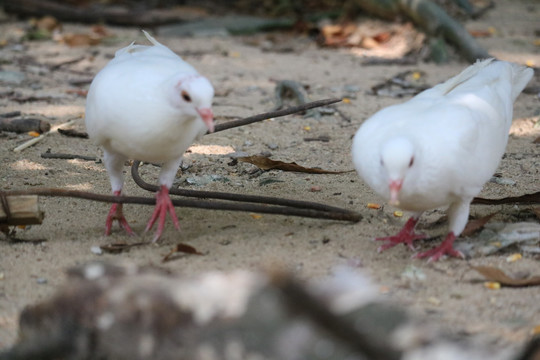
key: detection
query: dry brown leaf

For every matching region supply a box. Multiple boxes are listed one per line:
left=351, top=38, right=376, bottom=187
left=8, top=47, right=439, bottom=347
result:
left=462, top=212, right=498, bottom=236
left=472, top=266, right=540, bottom=287
left=162, top=243, right=204, bottom=262
left=62, top=33, right=102, bottom=47
left=33, top=15, right=62, bottom=32
left=238, top=155, right=351, bottom=174
left=321, top=23, right=357, bottom=47
left=372, top=31, right=392, bottom=43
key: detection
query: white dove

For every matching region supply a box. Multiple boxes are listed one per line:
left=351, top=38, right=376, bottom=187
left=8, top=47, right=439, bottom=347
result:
left=85, top=30, right=215, bottom=242
left=352, top=59, right=533, bottom=261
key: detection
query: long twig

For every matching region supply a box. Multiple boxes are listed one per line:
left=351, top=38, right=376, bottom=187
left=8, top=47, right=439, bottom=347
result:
left=211, top=98, right=342, bottom=133
left=3, top=188, right=361, bottom=222
left=131, top=161, right=360, bottom=220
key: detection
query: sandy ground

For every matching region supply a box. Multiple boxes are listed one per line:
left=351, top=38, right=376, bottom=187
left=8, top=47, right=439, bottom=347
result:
left=1, top=0, right=539, bottom=353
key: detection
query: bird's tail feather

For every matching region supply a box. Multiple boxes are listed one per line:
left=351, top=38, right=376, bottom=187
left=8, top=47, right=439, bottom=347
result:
left=437, top=58, right=496, bottom=95
left=142, top=30, right=162, bottom=47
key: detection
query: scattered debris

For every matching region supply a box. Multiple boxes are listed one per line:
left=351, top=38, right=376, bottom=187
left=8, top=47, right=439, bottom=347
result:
left=40, top=152, right=96, bottom=161
left=0, top=116, right=51, bottom=134
left=99, top=242, right=147, bottom=254
left=238, top=155, right=351, bottom=174
left=57, top=128, right=89, bottom=138
left=462, top=212, right=498, bottom=237
left=460, top=222, right=540, bottom=256
left=370, top=70, right=429, bottom=98
left=303, top=134, right=331, bottom=142
left=162, top=243, right=204, bottom=262
left=472, top=265, right=540, bottom=287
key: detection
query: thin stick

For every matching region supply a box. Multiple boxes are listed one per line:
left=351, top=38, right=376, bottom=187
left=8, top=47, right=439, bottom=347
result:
left=13, top=117, right=81, bottom=152
left=41, top=152, right=97, bottom=161
left=3, top=188, right=362, bottom=222
left=211, top=98, right=342, bottom=133
left=131, top=161, right=360, bottom=219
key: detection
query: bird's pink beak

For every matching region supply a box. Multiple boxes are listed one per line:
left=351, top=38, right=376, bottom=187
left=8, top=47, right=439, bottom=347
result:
left=389, top=179, right=402, bottom=206
left=197, top=108, right=214, bottom=133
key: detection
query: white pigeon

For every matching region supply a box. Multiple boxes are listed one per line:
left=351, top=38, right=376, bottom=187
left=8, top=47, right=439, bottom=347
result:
left=85, top=30, right=215, bottom=242
left=352, top=59, right=533, bottom=261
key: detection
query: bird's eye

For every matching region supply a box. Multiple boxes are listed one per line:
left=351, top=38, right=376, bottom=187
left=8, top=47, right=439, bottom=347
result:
left=181, top=91, right=192, bottom=102
left=409, top=157, right=414, bottom=167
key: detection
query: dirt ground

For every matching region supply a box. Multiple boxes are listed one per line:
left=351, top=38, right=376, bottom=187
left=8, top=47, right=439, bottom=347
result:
left=1, top=0, right=539, bottom=354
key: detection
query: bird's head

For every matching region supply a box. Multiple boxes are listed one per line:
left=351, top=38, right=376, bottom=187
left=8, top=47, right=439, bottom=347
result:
left=380, top=137, right=415, bottom=206
left=171, top=74, right=215, bottom=132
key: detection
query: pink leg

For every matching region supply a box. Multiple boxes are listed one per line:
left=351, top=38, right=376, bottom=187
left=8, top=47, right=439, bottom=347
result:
left=145, top=185, right=180, bottom=243
left=376, top=217, right=426, bottom=252
left=104, top=190, right=134, bottom=236
left=414, top=232, right=464, bottom=262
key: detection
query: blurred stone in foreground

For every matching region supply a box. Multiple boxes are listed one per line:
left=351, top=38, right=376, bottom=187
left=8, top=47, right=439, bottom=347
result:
left=0, top=261, right=534, bottom=360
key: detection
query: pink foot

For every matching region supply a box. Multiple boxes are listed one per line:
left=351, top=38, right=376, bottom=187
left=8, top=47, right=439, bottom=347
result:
left=105, top=191, right=135, bottom=236
left=376, top=217, right=426, bottom=252
left=145, top=185, right=180, bottom=243
left=414, top=232, right=464, bottom=262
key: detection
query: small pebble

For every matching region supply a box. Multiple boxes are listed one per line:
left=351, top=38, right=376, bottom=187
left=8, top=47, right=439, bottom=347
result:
left=91, top=246, right=103, bottom=255
left=36, top=278, right=47, bottom=285
left=489, top=176, right=516, bottom=185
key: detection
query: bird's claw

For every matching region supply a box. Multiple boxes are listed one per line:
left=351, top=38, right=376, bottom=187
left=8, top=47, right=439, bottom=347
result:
left=374, top=216, right=426, bottom=253
left=145, top=185, right=180, bottom=242
left=414, top=233, right=464, bottom=262
left=104, top=199, right=135, bottom=236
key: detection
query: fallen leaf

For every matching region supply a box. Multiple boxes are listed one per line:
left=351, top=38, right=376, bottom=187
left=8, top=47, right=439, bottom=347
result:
left=162, top=243, right=204, bottom=262
left=360, top=36, right=379, bottom=49
left=372, top=31, right=392, bottom=43
left=238, top=155, right=351, bottom=174
left=33, top=15, right=62, bottom=32
left=393, top=210, right=403, bottom=217
left=320, top=23, right=357, bottom=47
left=462, top=212, right=498, bottom=236
left=472, top=266, right=540, bottom=287
left=28, top=131, right=40, bottom=137
left=472, top=191, right=540, bottom=205
left=62, top=33, right=102, bottom=47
